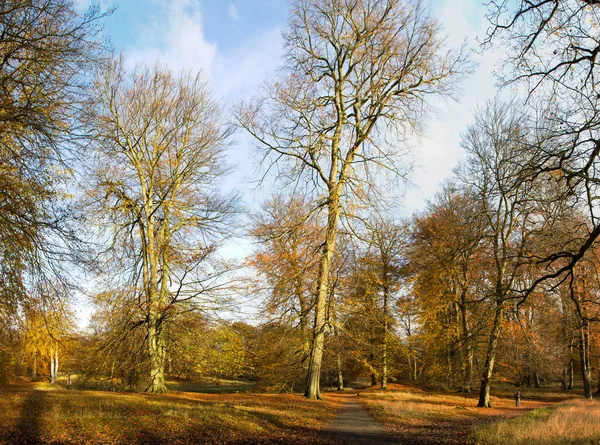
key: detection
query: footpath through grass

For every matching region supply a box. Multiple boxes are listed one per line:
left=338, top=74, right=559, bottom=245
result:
left=357, top=383, right=584, bottom=445
left=0, top=382, right=342, bottom=444
left=2, top=380, right=596, bottom=445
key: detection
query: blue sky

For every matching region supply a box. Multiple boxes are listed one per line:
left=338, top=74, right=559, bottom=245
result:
left=76, top=0, right=500, bottom=229
left=72, top=0, right=502, bottom=323
left=77, top=0, right=500, bottom=236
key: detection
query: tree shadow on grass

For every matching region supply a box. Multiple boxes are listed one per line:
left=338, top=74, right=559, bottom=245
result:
left=10, top=389, right=46, bottom=444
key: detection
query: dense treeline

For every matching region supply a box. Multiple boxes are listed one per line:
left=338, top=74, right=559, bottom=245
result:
left=3, top=0, right=600, bottom=409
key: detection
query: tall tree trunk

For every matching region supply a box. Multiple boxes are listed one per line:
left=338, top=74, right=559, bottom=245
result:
left=412, top=353, right=418, bottom=381
left=305, top=188, right=341, bottom=399
left=533, top=371, right=540, bottom=389
left=32, top=352, right=37, bottom=381
left=337, top=351, right=344, bottom=391
left=460, top=301, right=473, bottom=393
left=580, top=320, right=592, bottom=400
left=477, top=299, right=504, bottom=408
left=381, top=284, right=389, bottom=390
left=595, top=365, right=600, bottom=397
left=568, top=354, right=574, bottom=390
left=55, top=348, right=59, bottom=380
left=49, top=346, right=55, bottom=384
left=567, top=336, right=575, bottom=391
left=147, top=312, right=166, bottom=393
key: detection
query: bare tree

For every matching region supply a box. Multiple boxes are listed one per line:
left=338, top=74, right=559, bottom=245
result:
left=85, top=59, right=237, bottom=393
left=238, top=0, right=468, bottom=399
left=363, top=218, right=405, bottom=390
left=457, top=99, right=539, bottom=408
left=485, top=0, right=600, bottom=293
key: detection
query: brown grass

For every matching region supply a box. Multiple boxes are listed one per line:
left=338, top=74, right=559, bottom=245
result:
left=471, top=399, right=600, bottom=445
left=0, top=382, right=343, bottom=444
left=357, top=383, right=579, bottom=445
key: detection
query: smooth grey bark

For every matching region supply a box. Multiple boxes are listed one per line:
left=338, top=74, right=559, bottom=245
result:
left=580, top=320, right=592, bottom=400
left=381, top=283, right=389, bottom=390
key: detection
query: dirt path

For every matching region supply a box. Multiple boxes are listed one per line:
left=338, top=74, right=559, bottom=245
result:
left=322, top=393, right=397, bottom=444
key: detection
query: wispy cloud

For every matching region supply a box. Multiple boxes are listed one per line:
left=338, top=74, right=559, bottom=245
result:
left=126, top=0, right=218, bottom=79
left=228, top=4, right=241, bottom=23
left=124, top=0, right=281, bottom=102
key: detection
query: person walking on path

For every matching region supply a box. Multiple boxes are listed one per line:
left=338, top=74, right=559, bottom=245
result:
left=515, top=391, right=521, bottom=407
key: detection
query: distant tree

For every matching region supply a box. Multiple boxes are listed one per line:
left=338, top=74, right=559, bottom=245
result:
left=248, top=194, right=321, bottom=359
left=238, top=0, right=469, bottom=399
left=363, top=218, right=405, bottom=390
left=408, top=185, right=485, bottom=392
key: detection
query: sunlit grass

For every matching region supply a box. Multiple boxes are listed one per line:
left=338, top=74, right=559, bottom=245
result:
left=356, top=383, right=579, bottom=444
left=0, top=382, right=342, bottom=444
left=471, top=399, right=600, bottom=445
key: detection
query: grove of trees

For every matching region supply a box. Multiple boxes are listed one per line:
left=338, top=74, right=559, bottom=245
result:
left=4, top=0, right=600, bottom=411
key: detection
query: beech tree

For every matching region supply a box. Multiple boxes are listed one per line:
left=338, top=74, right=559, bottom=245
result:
left=457, top=100, right=539, bottom=407
left=248, top=194, right=321, bottom=359
left=408, top=185, right=485, bottom=391
left=238, top=0, right=468, bottom=399
left=86, top=59, right=236, bottom=393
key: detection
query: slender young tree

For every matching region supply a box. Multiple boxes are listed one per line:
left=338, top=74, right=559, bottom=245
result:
left=86, top=59, right=236, bottom=393
left=408, top=185, right=485, bottom=392
left=238, top=0, right=468, bottom=399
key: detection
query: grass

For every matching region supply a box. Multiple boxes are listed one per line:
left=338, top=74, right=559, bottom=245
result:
left=165, top=376, right=257, bottom=394
left=2, top=379, right=591, bottom=445
left=471, top=399, right=600, bottom=445
left=356, top=383, right=581, bottom=445
left=0, top=381, right=343, bottom=444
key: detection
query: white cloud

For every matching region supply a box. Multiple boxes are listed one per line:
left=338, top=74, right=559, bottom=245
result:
left=126, top=0, right=218, bottom=79
left=124, top=0, right=280, bottom=102
left=228, top=4, right=241, bottom=23
left=401, top=0, right=498, bottom=214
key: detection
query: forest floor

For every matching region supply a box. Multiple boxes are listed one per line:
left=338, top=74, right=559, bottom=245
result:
left=0, top=379, right=596, bottom=444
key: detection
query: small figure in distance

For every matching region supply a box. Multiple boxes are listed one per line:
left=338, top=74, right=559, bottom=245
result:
left=515, top=390, right=521, bottom=407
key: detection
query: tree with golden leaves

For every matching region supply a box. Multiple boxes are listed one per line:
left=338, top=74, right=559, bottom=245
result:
left=85, top=59, right=237, bottom=394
